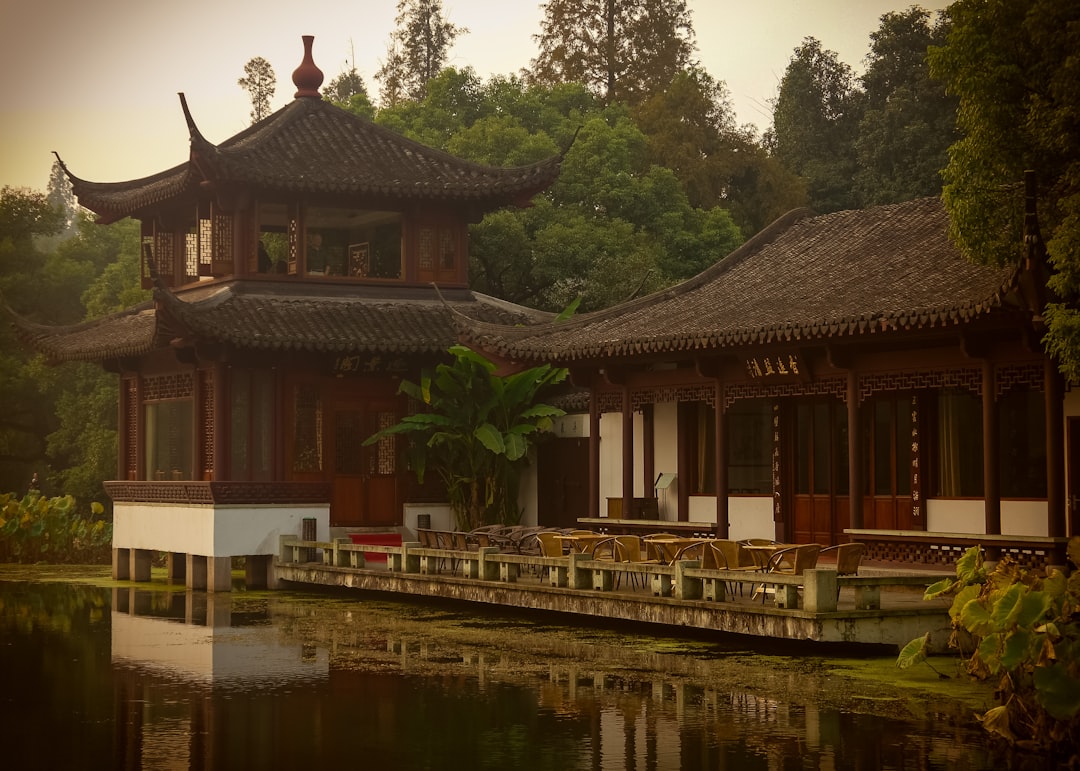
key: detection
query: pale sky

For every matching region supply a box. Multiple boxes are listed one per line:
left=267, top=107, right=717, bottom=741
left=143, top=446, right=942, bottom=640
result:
left=0, top=1, right=948, bottom=192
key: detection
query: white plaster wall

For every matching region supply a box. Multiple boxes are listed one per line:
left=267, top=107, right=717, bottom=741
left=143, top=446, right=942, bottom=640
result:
left=599, top=411, right=646, bottom=510
left=1002, top=501, right=1049, bottom=536
left=402, top=502, right=454, bottom=532
left=728, top=497, right=774, bottom=541
left=113, top=502, right=329, bottom=556
left=653, top=402, right=679, bottom=520
left=926, top=498, right=1050, bottom=536
left=925, top=499, right=984, bottom=533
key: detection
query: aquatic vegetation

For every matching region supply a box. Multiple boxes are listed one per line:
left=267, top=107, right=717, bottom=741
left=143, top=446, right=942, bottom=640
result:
left=898, top=540, right=1080, bottom=763
left=0, top=491, right=112, bottom=564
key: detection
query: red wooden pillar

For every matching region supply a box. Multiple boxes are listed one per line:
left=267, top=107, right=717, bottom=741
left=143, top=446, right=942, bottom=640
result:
left=1045, top=358, right=1066, bottom=538
left=621, top=387, right=634, bottom=515
left=847, top=370, right=863, bottom=531
left=714, top=381, right=729, bottom=538
left=589, top=387, right=601, bottom=518
left=982, top=361, right=1001, bottom=538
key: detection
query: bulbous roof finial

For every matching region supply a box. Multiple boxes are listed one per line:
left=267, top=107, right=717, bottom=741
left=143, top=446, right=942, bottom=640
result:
left=292, top=35, right=324, bottom=99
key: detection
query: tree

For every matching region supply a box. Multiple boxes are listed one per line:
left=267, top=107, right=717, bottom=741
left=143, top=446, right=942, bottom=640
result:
left=238, top=56, right=276, bottom=124
left=365, top=345, right=567, bottom=529
left=854, top=8, right=957, bottom=206
left=530, top=0, right=697, bottom=106
left=928, top=0, right=1080, bottom=378
left=44, top=158, right=78, bottom=244
left=327, top=64, right=376, bottom=120
left=767, top=38, right=863, bottom=213
left=631, top=68, right=805, bottom=234
left=375, top=0, right=466, bottom=105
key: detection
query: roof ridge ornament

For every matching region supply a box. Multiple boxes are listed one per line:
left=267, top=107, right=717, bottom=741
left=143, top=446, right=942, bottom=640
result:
left=292, top=35, right=324, bottom=99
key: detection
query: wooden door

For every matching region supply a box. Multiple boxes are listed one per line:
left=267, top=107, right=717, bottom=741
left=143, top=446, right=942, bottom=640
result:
left=1068, top=417, right=1080, bottom=533
left=790, top=400, right=847, bottom=545
left=330, top=399, right=401, bottom=527
left=537, top=437, right=590, bottom=528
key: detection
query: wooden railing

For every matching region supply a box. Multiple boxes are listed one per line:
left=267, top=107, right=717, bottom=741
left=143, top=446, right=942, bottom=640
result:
left=278, top=536, right=941, bottom=614
left=104, top=480, right=331, bottom=505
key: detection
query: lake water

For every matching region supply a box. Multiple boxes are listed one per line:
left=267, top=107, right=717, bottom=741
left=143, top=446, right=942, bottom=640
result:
left=0, top=567, right=1005, bottom=770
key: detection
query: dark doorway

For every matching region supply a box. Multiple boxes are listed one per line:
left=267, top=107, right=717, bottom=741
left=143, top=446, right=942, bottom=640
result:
left=537, top=437, right=589, bottom=528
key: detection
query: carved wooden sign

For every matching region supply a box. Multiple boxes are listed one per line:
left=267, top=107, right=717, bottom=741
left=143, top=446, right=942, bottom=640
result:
left=745, top=352, right=803, bottom=380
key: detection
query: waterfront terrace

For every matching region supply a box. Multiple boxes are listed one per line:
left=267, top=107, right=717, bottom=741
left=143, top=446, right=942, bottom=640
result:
left=273, top=535, right=954, bottom=653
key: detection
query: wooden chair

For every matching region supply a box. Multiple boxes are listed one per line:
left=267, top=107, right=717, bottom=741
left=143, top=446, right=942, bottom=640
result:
left=761, top=544, right=822, bottom=603
left=642, top=533, right=679, bottom=563
left=820, top=542, right=864, bottom=598
left=739, top=538, right=779, bottom=570
left=533, top=530, right=565, bottom=581
left=612, top=535, right=660, bottom=589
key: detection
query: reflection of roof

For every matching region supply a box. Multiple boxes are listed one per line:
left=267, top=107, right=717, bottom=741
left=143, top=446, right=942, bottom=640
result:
left=459, top=197, right=1025, bottom=364
left=66, top=96, right=562, bottom=223
left=14, top=283, right=552, bottom=363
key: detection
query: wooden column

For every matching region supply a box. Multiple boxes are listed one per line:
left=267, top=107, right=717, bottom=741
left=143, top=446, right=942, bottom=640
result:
left=982, top=361, right=1001, bottom=537
left=677, top=403, right=690, bottom=522
left=212, top=363, right=227, bottom=481
left=714, top=382, right=729, bottom=538
left=1045, top=358, right=1066, bottom=538
left=642, top=404, right=655, bottom=502
left=589, top=388, right=601, bottom=519
left=621, top=387, right=634, bottom=514
left=847, top=370, right=863, bottom=530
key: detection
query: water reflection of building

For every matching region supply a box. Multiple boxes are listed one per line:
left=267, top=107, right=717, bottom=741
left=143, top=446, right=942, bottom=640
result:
left=111, top=588, right=329, bottom=685
left=111, top=588, right=329, bottom=769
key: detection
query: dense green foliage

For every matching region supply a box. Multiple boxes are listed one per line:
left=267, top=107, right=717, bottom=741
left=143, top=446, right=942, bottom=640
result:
left=929, top=0, right=1080, bottom=380
left=0, top=493, right=112, bottom=564
left=530, top=0, right=696, bottom=106
left=898, top=542, right=1080, bottom=761
left=364, top=346, right=567, bottom=529
left=0, top=186, right=144, bottom=514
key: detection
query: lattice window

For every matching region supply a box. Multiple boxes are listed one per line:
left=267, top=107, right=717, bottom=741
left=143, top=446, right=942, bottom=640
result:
left=418, top=227, right=434, bottom=271
left=293, top=384, right=323, bottom=472
left=287, top=217, right=298, bottom=275
left=438, top=229, right=456, bottom=270
left=200, top=369, right=214, bottom=479
left=335, top=410, right=363, bottom=474
left=184, top=230, right=199, bottom=279
left=142, top=373, right=193, bottom=401
left=199, top=217, right=212, bottom=271
left=370, top=411, right=397, bottom=475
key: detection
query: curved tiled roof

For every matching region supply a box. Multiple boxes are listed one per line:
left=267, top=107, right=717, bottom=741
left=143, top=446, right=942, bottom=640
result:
left=460, top=197, right=1026, bottom=364
left=66, top=97, right=561, bottom=222
left=13, top=283, right=552, bottom=363
left=156, top=282, right=550, bottom=355
left=10, top=301, right=161, bottom=363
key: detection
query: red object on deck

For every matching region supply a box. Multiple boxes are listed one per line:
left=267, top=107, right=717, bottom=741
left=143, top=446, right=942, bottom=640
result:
left=348, top=532, right=401, bottom=563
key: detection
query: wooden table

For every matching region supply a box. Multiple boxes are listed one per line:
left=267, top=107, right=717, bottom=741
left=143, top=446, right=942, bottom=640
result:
left=553, top=533, right=609, bottom=554
left=642, top=537, right=709, bottom=564
left=741, top=543, right=796, bottom=570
